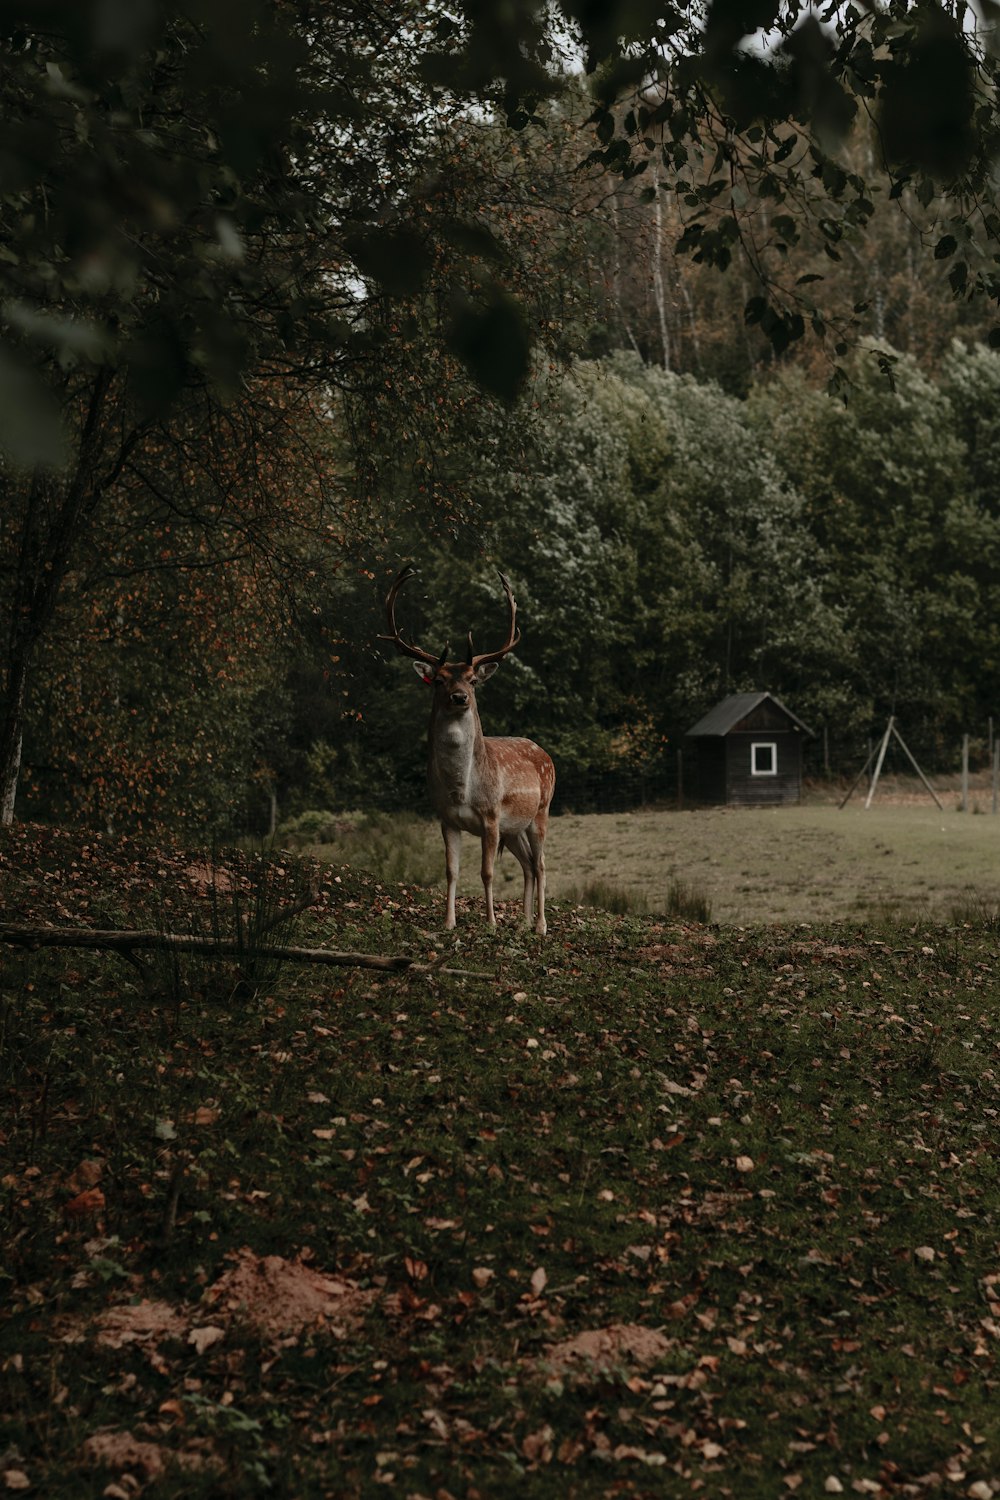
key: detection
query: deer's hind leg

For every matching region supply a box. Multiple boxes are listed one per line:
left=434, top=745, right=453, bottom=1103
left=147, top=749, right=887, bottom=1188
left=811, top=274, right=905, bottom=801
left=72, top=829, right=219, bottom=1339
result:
left=506, top=832, right=535, bottom=925
left=525, top=813, right=548, bottom=936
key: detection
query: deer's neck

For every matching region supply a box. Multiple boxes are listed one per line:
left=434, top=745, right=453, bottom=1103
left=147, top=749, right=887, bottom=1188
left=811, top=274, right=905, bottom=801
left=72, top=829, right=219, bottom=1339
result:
left=427, top=702, right=487, bottom=807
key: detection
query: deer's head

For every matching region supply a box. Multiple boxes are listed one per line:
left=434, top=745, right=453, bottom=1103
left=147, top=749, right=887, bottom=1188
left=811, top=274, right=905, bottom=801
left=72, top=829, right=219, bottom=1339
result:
left=380, top=567, right=520, bottom=715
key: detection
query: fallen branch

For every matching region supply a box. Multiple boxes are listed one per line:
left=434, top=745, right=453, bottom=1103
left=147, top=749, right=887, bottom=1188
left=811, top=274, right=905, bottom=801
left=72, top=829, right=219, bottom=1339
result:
left=0, top=923, right=486, bottom=977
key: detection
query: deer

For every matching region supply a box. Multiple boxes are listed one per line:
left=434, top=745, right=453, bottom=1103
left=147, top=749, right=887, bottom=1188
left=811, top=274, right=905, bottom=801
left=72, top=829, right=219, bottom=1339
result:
left=381, top=566, right=555, bottom=935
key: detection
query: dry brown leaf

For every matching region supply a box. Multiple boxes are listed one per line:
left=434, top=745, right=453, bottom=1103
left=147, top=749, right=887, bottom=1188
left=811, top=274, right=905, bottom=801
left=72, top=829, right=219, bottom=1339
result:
left=66, top=1159, right=103, bottom=1193
left=521, top=1425, right=554, bottom=1464
left=64, top=1187, right=105, bottom=1219
left=188, top=1325, right=225, bottom=1356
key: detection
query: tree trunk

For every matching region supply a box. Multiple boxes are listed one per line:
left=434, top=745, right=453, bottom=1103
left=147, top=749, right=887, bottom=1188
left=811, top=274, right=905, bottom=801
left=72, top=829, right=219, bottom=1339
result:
left=0, top=658, right=27, bottom=826
left=0, top=369, right=132, bottom=825
left=651, top=167, right=671, bottom=370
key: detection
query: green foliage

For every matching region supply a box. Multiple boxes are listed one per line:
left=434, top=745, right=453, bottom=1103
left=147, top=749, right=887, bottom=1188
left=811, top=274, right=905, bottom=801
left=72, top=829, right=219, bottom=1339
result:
left=344, top=336, right=1000, bottom=813
left=8, top=0, right=1000, bottom=828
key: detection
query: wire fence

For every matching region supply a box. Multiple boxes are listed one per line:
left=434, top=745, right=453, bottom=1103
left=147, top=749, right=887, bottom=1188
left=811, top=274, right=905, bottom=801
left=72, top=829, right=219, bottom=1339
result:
left=22, top=717, right=1000, bottom=832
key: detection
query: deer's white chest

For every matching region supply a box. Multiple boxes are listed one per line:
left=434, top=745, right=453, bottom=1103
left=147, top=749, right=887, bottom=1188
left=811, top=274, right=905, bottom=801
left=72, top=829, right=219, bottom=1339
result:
left=429, top=718, right=482, bottom=830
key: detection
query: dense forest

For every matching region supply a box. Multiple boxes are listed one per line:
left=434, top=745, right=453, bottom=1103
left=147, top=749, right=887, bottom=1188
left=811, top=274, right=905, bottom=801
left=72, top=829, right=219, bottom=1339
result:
left=3, top=2, right=1000, bottom=831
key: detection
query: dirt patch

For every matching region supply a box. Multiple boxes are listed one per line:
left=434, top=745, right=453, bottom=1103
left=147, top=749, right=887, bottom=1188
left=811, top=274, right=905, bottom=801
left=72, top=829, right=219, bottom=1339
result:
left=543, top=1323, right=673, bottom=1377
left=184, top=861, right=236, bottom=893
left=82, top=1428, right=216, bottom=1482
left=92, top=1299, right=189, bottom=1349
left=61, top=1250, right=375, bottom=1357
left=82, top=1430, right=168, bottom=1479
left=202, top=1248, right=376, bottom=1339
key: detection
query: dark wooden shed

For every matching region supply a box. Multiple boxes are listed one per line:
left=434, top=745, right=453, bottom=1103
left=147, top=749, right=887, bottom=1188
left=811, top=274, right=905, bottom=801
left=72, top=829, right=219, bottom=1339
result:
left=685, top=691, right=813, bottom=807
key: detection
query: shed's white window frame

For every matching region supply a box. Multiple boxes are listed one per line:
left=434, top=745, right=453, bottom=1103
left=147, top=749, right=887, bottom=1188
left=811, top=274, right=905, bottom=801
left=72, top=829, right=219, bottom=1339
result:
left=751, top=741, right=778, bottom=776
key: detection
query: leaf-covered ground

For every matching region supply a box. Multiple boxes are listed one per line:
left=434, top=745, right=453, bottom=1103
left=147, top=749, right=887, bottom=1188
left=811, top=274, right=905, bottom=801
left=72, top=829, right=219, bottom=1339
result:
left=2, top=824, right=1000, bottom=1497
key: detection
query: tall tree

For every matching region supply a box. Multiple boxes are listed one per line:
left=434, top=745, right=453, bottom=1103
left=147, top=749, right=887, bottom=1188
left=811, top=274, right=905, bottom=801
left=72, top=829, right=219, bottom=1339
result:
left=0, top=2, right=558, bottom=824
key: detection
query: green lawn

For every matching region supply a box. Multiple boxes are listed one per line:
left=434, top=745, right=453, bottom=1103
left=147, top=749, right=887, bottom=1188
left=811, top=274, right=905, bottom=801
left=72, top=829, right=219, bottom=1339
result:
left=302, top=787, right=1000, bottom=927
left=2, top=824, right=1000, bottom=1496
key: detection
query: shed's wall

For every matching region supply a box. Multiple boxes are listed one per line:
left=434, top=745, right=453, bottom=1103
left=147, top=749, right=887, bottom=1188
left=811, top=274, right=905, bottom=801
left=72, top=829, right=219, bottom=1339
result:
left=724, top=731, right=802, bottom=806
left=692, top=740, right=728, bottom=805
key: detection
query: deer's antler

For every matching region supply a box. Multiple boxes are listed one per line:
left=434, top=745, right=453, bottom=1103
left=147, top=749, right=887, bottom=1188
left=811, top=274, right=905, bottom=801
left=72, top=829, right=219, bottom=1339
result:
left=467, top=571, right=521, bottom=668
left=379, top=566, right=447, bottom=666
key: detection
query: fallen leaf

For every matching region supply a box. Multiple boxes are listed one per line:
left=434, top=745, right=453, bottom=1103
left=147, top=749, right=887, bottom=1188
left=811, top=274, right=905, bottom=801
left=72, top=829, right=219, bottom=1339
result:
left=914, top=1245, right=936, bottom=1263
left=522, top=1425, right=554, bottom=1463
left=66, top=1159, right=103, bottom=1192
left=187, top=1325, right=225, bottom=1356
left=3, top=1473, right=30, bottom=1492
left=64, top=1188, right=105, bottom=1219
left=735, top=1155, right=755, bottom=1174
left=472, top=1267, right=495, bottom=1289
left=530, top=1266, right=548, bottom=1297
left=661, top=1078, right=692, bottom=1096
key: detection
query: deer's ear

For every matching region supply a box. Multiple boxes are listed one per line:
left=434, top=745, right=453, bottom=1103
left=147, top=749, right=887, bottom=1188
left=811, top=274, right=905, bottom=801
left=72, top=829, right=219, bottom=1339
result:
left=413, top=661, right=435, bottom=685
left=475, top=662, right=499, bottom=684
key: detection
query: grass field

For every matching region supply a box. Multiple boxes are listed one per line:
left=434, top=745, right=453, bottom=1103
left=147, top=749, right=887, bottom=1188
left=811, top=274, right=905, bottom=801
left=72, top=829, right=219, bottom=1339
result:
left=298, top=777, right=1000, bottom=927
left=3, top=823, right=1000, bottom=1496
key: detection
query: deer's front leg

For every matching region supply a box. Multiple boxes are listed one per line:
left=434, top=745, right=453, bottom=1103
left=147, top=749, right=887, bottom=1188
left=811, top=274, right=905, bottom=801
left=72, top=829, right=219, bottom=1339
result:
left=442, top=824, right=461, bottom=929
left=480, top=817, right=500, bottom=927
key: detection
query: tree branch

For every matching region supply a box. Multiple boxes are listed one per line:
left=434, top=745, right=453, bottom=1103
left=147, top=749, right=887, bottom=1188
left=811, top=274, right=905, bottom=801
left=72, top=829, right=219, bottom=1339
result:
left=0, top=923, right=486, bottom=977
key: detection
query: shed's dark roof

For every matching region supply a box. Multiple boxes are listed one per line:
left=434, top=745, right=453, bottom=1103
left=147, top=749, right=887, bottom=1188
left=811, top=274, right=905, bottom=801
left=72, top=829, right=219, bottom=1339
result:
left=685, top=691, right=813, bottom=739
